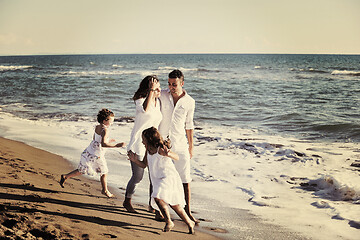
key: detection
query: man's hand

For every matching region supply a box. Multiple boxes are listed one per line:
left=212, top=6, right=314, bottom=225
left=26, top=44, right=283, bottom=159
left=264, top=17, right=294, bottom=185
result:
left=188, top=146, right=193, bottom=159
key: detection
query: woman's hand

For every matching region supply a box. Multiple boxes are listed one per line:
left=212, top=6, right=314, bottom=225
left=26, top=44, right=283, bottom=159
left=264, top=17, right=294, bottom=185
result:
left=149, top=78, right=161, bottom=94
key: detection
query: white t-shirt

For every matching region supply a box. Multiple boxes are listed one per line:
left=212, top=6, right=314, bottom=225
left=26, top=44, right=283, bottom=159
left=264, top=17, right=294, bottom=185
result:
left=127, top=98, right=162, bottom=156
left=158, top=89, right=195, bottom=152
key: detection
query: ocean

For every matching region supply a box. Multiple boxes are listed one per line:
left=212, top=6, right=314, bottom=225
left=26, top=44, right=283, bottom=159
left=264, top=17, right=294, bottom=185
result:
left=0, top=54, right=359, bottom=239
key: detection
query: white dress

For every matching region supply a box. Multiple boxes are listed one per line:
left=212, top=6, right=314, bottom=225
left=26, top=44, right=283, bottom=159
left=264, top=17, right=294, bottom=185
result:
left=77, top=130, right=108, bottom=176
left=127, top=98, right=162, bottom=157
left=147, top=150, right=185, bottom=209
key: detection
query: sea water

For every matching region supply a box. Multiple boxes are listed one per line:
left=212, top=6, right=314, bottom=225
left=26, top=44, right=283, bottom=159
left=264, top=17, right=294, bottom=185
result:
left=0, top=54, right=359, bottom=239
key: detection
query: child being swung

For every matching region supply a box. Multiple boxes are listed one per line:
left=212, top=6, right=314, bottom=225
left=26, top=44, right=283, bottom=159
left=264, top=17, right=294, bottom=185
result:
left=60, top=108, right=125, bottom=198
left=128, top=126, right=195, bottom=234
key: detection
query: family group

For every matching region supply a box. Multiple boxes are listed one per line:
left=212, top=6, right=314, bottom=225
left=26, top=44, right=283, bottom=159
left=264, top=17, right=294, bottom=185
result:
left=59, top=70, right=197, bottom=234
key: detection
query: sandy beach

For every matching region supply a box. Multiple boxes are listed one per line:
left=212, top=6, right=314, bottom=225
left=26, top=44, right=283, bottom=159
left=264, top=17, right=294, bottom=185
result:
left=0, top=136, right=315, bottom=240
left=0, top=137, right=222, bottom=240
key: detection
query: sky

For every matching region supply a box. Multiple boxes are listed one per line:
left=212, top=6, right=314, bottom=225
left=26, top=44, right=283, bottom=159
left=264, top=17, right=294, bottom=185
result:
left=0, top=0, right=359, bottom=56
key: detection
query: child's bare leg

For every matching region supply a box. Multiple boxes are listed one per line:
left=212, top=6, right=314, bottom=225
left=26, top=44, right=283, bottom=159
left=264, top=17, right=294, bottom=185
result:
left=100, top=174, right=114, bottom=198
left=60, top=169, right=81, bottom=188
left=154, top=198, right=174, bottom=232
left=170, top=204, right=195, bottom=234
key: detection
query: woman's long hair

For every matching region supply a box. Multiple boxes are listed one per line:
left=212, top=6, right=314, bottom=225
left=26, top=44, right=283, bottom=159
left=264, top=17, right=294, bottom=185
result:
left=133, top=75, right=159, bottom=101
left=142, top=127, right=171, bottom=150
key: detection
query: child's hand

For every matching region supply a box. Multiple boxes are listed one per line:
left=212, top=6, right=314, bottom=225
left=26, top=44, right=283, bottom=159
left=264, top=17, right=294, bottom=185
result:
left=116, top=142, right=126, bottom=148
left=158, top=146, right=170, bottom=156
left=127, top=150, right=136, bottom=162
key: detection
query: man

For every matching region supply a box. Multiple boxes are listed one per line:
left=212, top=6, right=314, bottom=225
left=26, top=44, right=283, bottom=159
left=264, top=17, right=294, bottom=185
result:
left=158, top=69, right=199, bottom=224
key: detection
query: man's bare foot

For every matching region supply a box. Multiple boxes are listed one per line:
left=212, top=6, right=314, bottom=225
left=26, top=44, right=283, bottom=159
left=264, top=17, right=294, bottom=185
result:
left=123, top=199, right=137, bottom=213
left=59, top=175, right=66, bottom=188
left=163, top=221, right=175, bottom=232
left=188, top=220, right=195, bottom=234
left=101, top=190, right=114, bottom=198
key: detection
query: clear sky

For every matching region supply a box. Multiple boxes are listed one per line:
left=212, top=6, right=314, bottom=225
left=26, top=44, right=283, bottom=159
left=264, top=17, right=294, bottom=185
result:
left=0, top=0, right=359, bottom=55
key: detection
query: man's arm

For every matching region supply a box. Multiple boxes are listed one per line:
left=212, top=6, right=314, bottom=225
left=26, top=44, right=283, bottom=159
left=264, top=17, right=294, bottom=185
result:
left=186, top=129, right=194, bottom=159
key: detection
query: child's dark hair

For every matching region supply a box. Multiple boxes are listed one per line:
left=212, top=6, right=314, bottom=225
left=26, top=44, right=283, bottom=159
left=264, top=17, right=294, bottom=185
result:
left=133, top=75, right=159, bottom=101
left=97, top=108, right=114, bottom=123
left=142, top=127, right=171, bottom=149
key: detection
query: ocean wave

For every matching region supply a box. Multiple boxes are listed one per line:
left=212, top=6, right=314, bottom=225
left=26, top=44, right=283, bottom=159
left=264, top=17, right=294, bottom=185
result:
left=289, top=68, right=328, bottom=74
left=56, top=70, right=138, bottom=76
left=197, top=68, right=222, bottom=73
left=301, top=175, right=360, bottom=202
left=0, top=65, right=33, bottom=72
left=157, top=66, right=205, bottom=72
left=331, top=70, right=360, bottom=76
left=157, top=66, right=176, bottom=70
left=310, top=123, right=359, bottom=134
left=112, top=64, right=123, bottom=68
left=34, top=112, right=90, bottom=122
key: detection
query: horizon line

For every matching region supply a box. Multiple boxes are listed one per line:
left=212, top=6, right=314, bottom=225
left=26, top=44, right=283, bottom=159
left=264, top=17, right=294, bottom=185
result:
left=1, top=52, right=360, bottom=57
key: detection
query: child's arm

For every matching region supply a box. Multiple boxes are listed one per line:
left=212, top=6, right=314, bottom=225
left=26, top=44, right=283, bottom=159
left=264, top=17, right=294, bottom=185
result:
left=158, top=146, right=179, bottom=161
left=101, top=128, right=126, bottom=148
left=128, top=151, right=147, bottom=168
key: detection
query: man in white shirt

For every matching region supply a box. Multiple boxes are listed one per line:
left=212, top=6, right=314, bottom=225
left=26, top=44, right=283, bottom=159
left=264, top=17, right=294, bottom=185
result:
left=158, top=69, right=199, bottom=224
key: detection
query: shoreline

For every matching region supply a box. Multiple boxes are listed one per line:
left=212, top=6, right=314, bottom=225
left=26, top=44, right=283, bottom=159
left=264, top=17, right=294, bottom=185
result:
left=0, top=136, right=221, bottom=239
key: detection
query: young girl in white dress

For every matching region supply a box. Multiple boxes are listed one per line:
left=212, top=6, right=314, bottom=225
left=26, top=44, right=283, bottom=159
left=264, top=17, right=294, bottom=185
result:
left=123, top=76, right=162, bottom=213
left=128, top=127, right=195, bottom=234
left=60, top=109, right=126, bottom=198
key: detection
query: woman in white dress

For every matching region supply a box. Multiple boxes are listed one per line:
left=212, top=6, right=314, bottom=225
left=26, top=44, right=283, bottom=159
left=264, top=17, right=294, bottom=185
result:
left=128, top=127, right=195, bottom=234
left=123, top=75, right=162, bottom=213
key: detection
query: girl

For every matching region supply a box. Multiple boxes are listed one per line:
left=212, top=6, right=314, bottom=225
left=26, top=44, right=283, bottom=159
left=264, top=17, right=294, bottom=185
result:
left=60, top=108, right=125, bottom=198
left=128, top=127, right=195, bottom=234
left=123, top=75, right=162, bottom=213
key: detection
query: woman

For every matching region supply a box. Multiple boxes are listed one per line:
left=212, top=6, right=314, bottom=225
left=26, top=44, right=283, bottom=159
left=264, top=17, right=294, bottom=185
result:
left=123, top=75, right=162, bottom=213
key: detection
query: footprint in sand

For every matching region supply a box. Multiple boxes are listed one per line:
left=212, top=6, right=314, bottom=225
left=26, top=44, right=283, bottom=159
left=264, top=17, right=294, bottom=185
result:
left=198, top=218, right=212, bottom=222
left=81, top=183, right=91, bottom=187
left=103, top=233, right=118, bottom=238
left=203, top=226, right=228, bottom=233
left=81, top=233, right=90, bottom=240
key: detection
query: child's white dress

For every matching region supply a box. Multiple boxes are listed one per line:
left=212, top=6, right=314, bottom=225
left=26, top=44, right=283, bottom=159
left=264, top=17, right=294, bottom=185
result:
left=147, top=150, right=185, bottom=209
left=78, top=130, right=108, bottom=176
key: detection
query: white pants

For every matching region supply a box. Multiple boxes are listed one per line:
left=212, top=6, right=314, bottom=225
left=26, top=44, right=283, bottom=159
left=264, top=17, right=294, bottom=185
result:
left=173, top=150, right=192, bottom=183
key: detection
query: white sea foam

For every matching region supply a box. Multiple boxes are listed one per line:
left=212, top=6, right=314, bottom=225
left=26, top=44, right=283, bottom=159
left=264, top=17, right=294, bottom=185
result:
left=306, top=175, right=360, bottom=201
left=190, top=123, right=360, bottom=239
left=0, top=65, right=33, bottom=71
left=158, top=66, right=199, bottom=72
left=0, top=113, right=359, bottom=239
left=331, top=70, right=360, bottom=76
left=112, top=64, right=123, bottom=68
left=57, top=70, right=138, bottom=76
